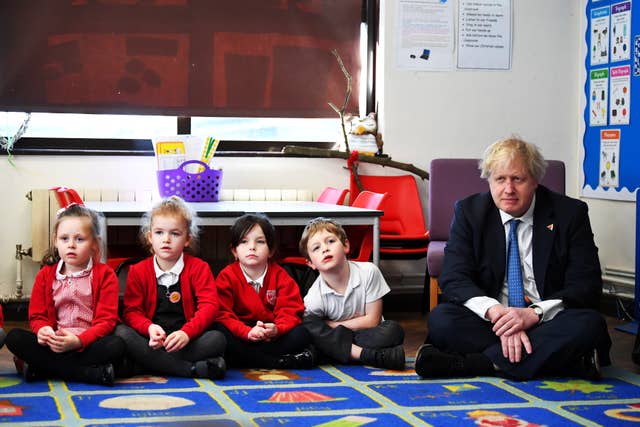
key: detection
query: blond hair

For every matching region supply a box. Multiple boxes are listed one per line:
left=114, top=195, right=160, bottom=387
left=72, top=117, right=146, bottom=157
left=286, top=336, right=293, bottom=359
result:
left=298, top=217, right=348, bottom=259
left=479, top=136, right=547, bottom=182
left=140, top=196, right=200, bottom=253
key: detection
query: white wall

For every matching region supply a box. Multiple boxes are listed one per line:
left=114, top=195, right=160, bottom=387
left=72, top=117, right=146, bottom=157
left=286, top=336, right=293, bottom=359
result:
left=0, top=0, right=634, bottom=298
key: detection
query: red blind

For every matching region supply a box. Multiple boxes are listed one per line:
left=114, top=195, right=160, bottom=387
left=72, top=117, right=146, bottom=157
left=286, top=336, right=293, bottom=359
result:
left=0, top=0, right=362, bottom=118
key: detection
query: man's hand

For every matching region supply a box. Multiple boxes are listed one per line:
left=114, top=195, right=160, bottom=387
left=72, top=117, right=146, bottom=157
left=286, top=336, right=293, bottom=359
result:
left=163, top=330, right=189, bottom=352
left=488, top=305, right=538, bottom=337
left=500, top=330, right=532, bottom=363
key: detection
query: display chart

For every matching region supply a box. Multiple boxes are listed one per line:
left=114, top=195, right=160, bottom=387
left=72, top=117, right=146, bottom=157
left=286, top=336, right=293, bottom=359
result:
left=583, top=0, right=636, bottom=201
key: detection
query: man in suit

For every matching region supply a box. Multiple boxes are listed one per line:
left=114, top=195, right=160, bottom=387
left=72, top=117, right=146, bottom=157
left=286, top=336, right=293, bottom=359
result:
left=415, top=137, right=611, bottom=380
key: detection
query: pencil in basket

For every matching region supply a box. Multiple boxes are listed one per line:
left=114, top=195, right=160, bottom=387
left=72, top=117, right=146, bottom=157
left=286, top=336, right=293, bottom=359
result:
left=197, top=137, right=220, bottom=172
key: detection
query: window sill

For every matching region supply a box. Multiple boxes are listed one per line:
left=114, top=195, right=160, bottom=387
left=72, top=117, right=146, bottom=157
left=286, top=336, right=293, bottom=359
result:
left=1, top=138, right=337, bottom=156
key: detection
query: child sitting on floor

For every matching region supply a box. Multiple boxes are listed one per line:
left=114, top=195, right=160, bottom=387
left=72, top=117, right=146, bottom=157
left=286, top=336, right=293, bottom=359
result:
left=115, top=196, right=226, bottom=380
left=6, top=204, right=124, bottom=385
left=300, top=217, right=406, bottom=370
left=213, top=213, right=315, bottom=369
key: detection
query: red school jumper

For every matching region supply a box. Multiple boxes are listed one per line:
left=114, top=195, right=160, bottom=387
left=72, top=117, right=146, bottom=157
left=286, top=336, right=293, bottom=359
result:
left=215, top=261, right=304, bottom=340
left=122, top=254, right=219, bottom=340
left=28, top=262, right=119, bottom=350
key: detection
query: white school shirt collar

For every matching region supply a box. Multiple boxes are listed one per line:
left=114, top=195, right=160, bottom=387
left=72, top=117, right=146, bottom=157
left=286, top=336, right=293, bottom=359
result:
left=240, top=264, right=268, bottom=293
left=154, top=253, right=185, bottom=287
left=55, top=258, right=93, bottom=280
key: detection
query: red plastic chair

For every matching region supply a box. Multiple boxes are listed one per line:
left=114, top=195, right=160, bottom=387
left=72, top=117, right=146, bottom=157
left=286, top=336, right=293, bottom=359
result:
left=316, top=187, right=349, bottom=205
left=350, top=174, right=430, bottom=310
left=347, top=190, right=389, bottom=262
left=279, top=190, right=387, bottom=266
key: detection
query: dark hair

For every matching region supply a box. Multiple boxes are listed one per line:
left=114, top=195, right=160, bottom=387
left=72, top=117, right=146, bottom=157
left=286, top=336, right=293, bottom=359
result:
left=229, top=213, right=276, bottom=252
left=139, top=196, right=200, bottom=254
left=298, top=217, right=348, bottom=259
left=42, top=204, right=103, bottom=265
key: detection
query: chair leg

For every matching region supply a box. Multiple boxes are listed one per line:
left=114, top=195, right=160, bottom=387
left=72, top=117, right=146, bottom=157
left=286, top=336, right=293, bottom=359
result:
left=421, top=260, right=430, bottom=314
left=429, top=277, right=440, bottom=312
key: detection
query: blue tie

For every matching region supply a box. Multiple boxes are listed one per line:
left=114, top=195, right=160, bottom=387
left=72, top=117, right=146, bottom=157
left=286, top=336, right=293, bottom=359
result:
left=507, top=219, right=526, bottom=307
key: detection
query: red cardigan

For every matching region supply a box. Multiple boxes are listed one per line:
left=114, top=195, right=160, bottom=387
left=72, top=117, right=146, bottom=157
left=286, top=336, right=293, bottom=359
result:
left=122, top=254, right=219, bottom=339
left=215, top=261, right=304, bottom=340
left=28, top=262, right=119, bottom=350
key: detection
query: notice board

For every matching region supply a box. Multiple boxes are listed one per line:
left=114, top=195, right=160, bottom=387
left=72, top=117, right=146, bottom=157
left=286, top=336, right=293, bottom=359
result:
left=583, top=0, right=636, bottom=201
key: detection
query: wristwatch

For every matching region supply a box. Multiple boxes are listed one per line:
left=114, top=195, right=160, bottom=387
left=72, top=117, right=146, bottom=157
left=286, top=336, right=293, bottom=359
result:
left=532, top=305, right=543, bottom=323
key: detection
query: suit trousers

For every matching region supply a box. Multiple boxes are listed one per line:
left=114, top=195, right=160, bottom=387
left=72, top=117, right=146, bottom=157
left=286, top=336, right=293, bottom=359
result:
left=303, top=314, right=405, bottom=364
left=427, top=303, right=612, bottom=380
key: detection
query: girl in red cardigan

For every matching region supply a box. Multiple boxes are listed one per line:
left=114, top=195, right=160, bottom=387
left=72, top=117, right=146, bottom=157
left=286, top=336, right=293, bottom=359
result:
left=115, top=196, right=226, bottom=379
left=5, top=204, right=124, bottom=385
left=213, top=213, right=314, bottom=369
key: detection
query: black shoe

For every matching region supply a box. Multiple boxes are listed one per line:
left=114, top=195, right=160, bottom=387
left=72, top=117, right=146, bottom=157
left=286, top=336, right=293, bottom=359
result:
left=23, top=362, right=42, bottom=383
left=206, top=356, right=226, bottom=380
left=13, top=356, right=24, bottom=375
left=278, top=348, right=316, bottom=370
left=98, top=364, right=115, bottom=386
left=361, top=345, right=406, bottom=370
left=574, top=349, right=601, bottom=381
left=414, top=344, right=494, bottom=378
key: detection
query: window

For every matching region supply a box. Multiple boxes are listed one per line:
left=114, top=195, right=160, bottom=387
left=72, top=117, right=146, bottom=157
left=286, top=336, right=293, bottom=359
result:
left=0, top=1, right=377, bottom=155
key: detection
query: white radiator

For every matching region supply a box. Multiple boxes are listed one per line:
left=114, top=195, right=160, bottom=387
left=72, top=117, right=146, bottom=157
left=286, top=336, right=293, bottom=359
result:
left=30, top=187, right=314, bottom=260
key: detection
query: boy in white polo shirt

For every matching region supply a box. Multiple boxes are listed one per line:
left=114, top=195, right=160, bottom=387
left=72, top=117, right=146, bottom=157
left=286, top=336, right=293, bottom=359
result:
left=300, top=217, right=405, bottom=370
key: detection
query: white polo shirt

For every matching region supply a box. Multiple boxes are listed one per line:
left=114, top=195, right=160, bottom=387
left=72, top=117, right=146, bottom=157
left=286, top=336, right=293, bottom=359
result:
left=304, top=261, right=390, bottom=322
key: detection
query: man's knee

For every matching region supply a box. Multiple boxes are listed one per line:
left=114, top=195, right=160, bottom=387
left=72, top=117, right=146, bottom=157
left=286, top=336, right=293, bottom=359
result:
left=426, top=303, right=460, bottom=344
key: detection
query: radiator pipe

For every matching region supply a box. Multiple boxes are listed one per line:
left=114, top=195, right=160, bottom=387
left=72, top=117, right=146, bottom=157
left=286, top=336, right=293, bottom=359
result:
left=15, top=244, right=32, bottom=299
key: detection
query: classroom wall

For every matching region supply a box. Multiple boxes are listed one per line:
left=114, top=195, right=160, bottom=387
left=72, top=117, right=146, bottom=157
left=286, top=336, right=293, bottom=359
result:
left=0, top=0, right=633, bottom=298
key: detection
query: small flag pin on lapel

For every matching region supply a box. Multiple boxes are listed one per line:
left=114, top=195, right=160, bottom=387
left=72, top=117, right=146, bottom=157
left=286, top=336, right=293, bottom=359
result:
left=547, top=224, right=554, bottom=231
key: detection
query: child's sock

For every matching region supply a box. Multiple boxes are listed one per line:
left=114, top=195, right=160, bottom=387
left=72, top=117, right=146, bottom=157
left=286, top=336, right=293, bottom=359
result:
left=359, top=345, right=406, bottom=370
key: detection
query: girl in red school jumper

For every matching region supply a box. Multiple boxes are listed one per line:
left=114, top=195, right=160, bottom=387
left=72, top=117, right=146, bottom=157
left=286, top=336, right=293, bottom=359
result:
left=115, top=196, right=226, bottom=379
left=213, top=213, right=315, bottom=369
left=5, top=204, right=124, bottom=385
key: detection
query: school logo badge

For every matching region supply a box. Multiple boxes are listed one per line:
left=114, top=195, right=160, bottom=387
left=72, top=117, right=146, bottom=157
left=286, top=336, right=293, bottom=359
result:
left=266, top=290, right=277, bottom=306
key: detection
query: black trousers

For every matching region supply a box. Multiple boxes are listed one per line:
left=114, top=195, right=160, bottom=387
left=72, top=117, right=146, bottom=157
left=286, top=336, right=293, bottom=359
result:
left=212, top=322, right=311, bottom=368
left=5, top=328, right=124, bottom=381
left=115, top=324, right=226, bottom=377
left=427, top=302, right=612, bottom=380
left=303, top=314, right=405, bottom=364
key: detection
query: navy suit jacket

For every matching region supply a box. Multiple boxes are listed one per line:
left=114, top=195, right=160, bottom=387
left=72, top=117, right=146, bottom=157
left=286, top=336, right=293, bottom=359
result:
left=439, top=185, right=602, bottom=310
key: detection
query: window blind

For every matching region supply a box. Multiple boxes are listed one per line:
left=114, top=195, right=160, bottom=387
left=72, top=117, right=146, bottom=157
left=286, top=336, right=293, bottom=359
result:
left=0, top=0, right=362, bottom=118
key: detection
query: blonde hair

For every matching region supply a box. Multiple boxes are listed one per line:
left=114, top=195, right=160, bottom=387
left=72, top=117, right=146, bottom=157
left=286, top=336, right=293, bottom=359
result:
left=42, top=204, right=103, bottom=265
left=298, top=217, right=348, bottom=259
left=479, top=136, right=547, bottom=182
left=140, top=196, right=200, bottom=253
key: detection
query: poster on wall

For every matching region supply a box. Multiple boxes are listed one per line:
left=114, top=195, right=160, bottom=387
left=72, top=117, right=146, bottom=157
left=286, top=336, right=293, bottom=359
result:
left=457, top=0, right=512, bottom=70
left=611, top=1, right=632, bottom=63
left=582, top=0, right=637, bottom=201
left=589, top=68, right=609, bottom=126
left=609, top=65, right=631, bottom=124
left=599, top=129, right=620, bottom=188
left=395, top=0, right=454, bottom=71
left=590, top=6, right=610, bottom=66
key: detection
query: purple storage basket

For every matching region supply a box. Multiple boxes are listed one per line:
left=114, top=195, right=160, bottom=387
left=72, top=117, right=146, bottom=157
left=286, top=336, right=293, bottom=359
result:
left=157, top=160, right=222, bottom=202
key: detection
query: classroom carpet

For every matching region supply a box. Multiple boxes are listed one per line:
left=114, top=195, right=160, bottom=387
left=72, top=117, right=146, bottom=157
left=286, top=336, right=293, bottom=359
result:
left=1, top=361, right=640, bottom=426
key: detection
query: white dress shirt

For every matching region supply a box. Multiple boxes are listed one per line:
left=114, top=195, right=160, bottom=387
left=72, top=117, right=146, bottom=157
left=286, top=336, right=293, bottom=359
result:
left=464, top=195, right=564, bottom=322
